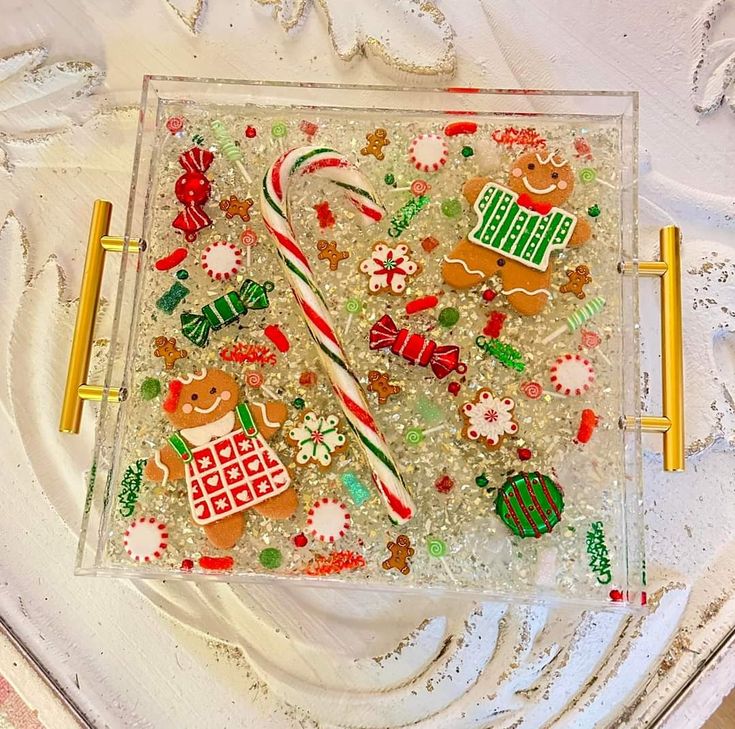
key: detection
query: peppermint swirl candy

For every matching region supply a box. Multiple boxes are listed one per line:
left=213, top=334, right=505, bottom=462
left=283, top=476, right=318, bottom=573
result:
left=579, top=167, right=597, bottom=184
left=345, top=298, right=362, bottom=314
left=405, top=427, right=424, bottom=445
left=410, top=179, right=430, bottom=196
left=580, top=328, right=602, bottom=348
left=271, top=121, right=288, bottom=138
left=245, top=371, right=265, bottom=388
left=166, top=116, right=184, bottom=134
left=520, top=381, right=543, bottom=400
left=427, top=537, right=447, bottom=557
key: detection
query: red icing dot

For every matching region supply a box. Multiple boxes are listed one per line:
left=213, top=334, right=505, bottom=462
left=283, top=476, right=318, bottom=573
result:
left=448, top=382, right=461, bottom=396
left=180, top=559, right=194, bottom=571
left=245, top=125, right=257, bottom=138
left=517, top=447, right=532, bottom=461
left=293, top=533, right=308, bottom=548
left=609, top=589, right=624, bottom=602
left=482, top=289, right=497, bottom=302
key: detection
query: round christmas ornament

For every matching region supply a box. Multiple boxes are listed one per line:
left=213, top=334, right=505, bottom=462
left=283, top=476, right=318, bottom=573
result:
left=549, top=353, right=595, bottom=396
left=408, top=133, right=448, bottom=173
left=123, top=516, right=169, bottom=562
left=306, top=498, right=351, bottom=542
left=495, top=472, right=565, bottom=538
left=460, top=389, right=518, bottom=450
left=200, top=240, right=243, bottom=280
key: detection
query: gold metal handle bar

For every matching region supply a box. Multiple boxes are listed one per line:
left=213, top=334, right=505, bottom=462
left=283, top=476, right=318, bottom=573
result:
left=59, top=201, right=142, bottom=434
left=621, top=226, right=685, bottom=471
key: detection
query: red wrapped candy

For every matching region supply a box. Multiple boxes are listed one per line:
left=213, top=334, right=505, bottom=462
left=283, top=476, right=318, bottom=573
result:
left=172, top=147, right=214, bottom=242
left=369, top=314, right=465, bottom=380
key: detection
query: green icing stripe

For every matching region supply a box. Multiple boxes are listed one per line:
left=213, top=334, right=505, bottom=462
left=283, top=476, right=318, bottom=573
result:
left=291, top=147, right=334, bottom=173
left=334, top=180, right=377, bottom=205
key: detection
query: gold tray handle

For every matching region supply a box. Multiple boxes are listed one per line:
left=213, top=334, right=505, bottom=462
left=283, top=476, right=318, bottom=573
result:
left=59, top=200, right=144, bottom=434
left=622, top=226, right=685, bottom=472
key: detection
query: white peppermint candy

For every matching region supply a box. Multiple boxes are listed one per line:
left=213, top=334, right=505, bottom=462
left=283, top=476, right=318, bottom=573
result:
left=306, top=498, right=351, bottom=543
left=200, top=240, right=243, bottom=280
left=123, top=517, right=169, bottom=562
left=408, top=133, right=448, bottom=173
left=549, top=354, right=595, bottom=396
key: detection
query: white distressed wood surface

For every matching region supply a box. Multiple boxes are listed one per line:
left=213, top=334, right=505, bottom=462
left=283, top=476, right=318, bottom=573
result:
left=0, top=1, right=733, bottom=727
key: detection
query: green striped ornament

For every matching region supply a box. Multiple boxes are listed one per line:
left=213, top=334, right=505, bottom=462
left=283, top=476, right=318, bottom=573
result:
left=495, top=471, right=564, bottom=538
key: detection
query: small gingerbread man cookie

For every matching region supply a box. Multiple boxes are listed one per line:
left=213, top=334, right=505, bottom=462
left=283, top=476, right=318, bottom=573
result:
left=153, top=336, right=187, bottom=370
left=382, top=534, right=414, bottom=575
left=559, top=264, right=592, bottom=299
left=367, top=370, right=401, bottom=405
left=360, top=128, right=390, bottom=160
left=219, top=195, right=254, bottom=221
left=316, top=239, right=349, bottom=271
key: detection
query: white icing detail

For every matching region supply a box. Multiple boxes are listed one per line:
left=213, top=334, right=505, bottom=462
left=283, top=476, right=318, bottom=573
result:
left=251, top=402, right=280, bottom=430
left=443, top=255, right=485, bottom=277
left=501, top=286, right=552, bottom=298
left=522, top=176, right=557, bottom=195
left=193, top=395, right=221, bottom=414
left=180, top=411, right=235, bottom=447
left=536, top=151, right=568, bottom=167
left=175, top=368, right=208, bottom=385
left=154, top=450, right=169, bottom=489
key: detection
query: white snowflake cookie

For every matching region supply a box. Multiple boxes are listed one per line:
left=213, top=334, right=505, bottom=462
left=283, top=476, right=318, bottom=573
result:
left=359, top=242, right=419, bottom=295
left=288, top=411, right=347, bottom=468
left=460, top=389, right=518, bottom=450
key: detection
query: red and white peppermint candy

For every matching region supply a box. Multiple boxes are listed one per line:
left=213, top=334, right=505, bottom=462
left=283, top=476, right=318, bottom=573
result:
left=549, top=354, right=595, bottom=396
left=580, top=328, right=602, bottom=349
left=520, top=381, right=543, bottom=400
left=123, top=517, right=169, bottom=562
left=410, top=179, right=430, bottom=197
left=166, top=116, right=184, bottom=134
left=200, top=240, right=243, bottom=280
left=408, top=133, right=448, bottom=173
left=306, top=498, right=351, bottom=543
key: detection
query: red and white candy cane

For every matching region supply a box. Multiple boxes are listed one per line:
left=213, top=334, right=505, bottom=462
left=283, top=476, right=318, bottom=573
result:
left=260, top=146, right=415, bottom=523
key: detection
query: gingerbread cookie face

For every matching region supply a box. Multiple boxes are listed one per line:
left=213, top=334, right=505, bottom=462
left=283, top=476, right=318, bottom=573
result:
left=163, top=368, right=239, bottom=430
left=460, top=388, right=518, bottom=450
left=507, top=151, right=575, bottom=209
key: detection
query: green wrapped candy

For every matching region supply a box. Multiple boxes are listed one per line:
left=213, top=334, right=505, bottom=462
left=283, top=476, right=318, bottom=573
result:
left=495, top=471, right=564, bottom=538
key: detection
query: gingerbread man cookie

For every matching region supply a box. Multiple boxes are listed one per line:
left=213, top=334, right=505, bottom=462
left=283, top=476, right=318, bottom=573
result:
left=559, top=264, right=592, bottom=299
left=144, top=368, right=297, bottom=550
left=153, top=336, right=188, bottom=370
left=219, top=195, right=254, bottom=221
left=382, top=534, right=414, bottom=575
left=367, top=370, right=401, bottom=405
left=360, top=128, right=390, bottom=160
left=442, top=151, right=592, bottom=316
left=316, top=239, right=349, bottom=271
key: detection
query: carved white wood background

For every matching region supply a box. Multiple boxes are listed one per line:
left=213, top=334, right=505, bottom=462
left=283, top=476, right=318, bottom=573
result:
left=0, top=1, right=733, bottom=727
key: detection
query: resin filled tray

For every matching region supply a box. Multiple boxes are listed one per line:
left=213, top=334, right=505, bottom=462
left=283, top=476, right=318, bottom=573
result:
left=76, top=80, right=644, bottom=607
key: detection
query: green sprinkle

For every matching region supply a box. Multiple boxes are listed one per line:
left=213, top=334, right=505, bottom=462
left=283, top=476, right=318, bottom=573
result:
left=384, top=173, right=396, bottom=186
left=259, top=547, right=282, bottom=569
left=176, top=269, right=189, bottom=280
left=156, top=282, right=189, bottom=314
left=441, top=198, right=462, bottom=218
left=438, top=307, right=459, bottom=328
left=140, top=377, right=161, bottom=400
left=461, top=146, right=474, bottom=158
left=192, top=133, right=204, bottom=145
left=340, top=471, right=371, bottom=506
left=588, top=204, right=601, bottom=218
left=293, top=397, right=305, bottom=410
left=475, top=474, right=489, bottom=488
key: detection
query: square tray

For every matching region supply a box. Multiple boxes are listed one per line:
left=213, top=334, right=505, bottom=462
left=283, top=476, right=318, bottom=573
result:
left=75, top=78, right=643, bottom=607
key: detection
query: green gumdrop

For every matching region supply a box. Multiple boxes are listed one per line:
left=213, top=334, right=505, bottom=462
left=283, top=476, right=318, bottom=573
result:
left=415, top=395, right=444, bottom=425
left=384, top=173, right=396, bottom=186
left=259, top=547, right=282, bottom=569
left=293, top=397, right=305, bottom=410
left=461, top=146, right=474, bottom=158
left=176, top=269, right=189, bottom=280
left=140, top=378, right=161, bottom=400
left=441, top=198, right=462, bottom=218
left=475, top=474, right=489, bottom=488
left=438, top=307, right=460, bottom=328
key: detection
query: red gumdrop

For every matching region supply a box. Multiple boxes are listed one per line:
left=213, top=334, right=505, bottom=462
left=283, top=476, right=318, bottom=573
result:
left=293, top=533, right=308, bottom=548
left=447, top=381, right=461, bottom=396
left=609, top=589, right=624, bottom=602
left=517, top=447, right=532, bottom=461
left=180, top=558, right=194, bottom=571
left=482, top=289, right=497, bottom=302
left=483, top=311, right=507, bottom=338
left=434, top=474, right=455, bottom=494
left=175, top=171, right=210, bottom=205
left=245, top=125, right=257, bottom=138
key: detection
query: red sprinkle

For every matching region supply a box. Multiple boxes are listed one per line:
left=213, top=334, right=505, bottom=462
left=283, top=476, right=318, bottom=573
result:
left=444, top=121, right=478, bottom=136
left=482, top=289, right=497, bottom=302
left=576, top=408, right=599, bottom=444
left=264, top=324, right=290, bottom=353
left=155, top=247, right=188, bottom=271
left=299, top=371, right=318, bottom=387
left=517, top=447, right=532, bottom=461
left=293, top=533, right=308, bottom=548
left=483, top=311, right=507, bottom=338
left=405, top=295, right=439, bottom=315
left=421, top=236, right=439, bottom=253
left=180, top=558, right=194, bottom=571
left=245, top=125, right=257, bottom=138
left=314, top=201, right=336, bottom=229
left=447, top=382, right=461, bottom=396
left=199, top=555, right=234, bottom=571
left=304, top=550, right=366, bottom=576
left=434, top=474, right=455, bottom=494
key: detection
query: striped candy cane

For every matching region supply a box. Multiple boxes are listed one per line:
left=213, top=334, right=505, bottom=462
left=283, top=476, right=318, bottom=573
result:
left=261, top=146, right=415, bottom=523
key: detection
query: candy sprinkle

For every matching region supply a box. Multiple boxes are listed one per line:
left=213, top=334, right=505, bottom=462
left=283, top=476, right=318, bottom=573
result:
left=259, top=547, right=282, bottom=569
left=140, top=377, right=161, bottom=401
left=441, top=198, right=462, bottom=218
left=405, top=427, right=424, bottom=445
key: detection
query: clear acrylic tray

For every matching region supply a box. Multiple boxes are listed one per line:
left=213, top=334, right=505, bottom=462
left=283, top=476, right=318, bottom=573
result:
left=73, top=79, right=645, bottom=607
